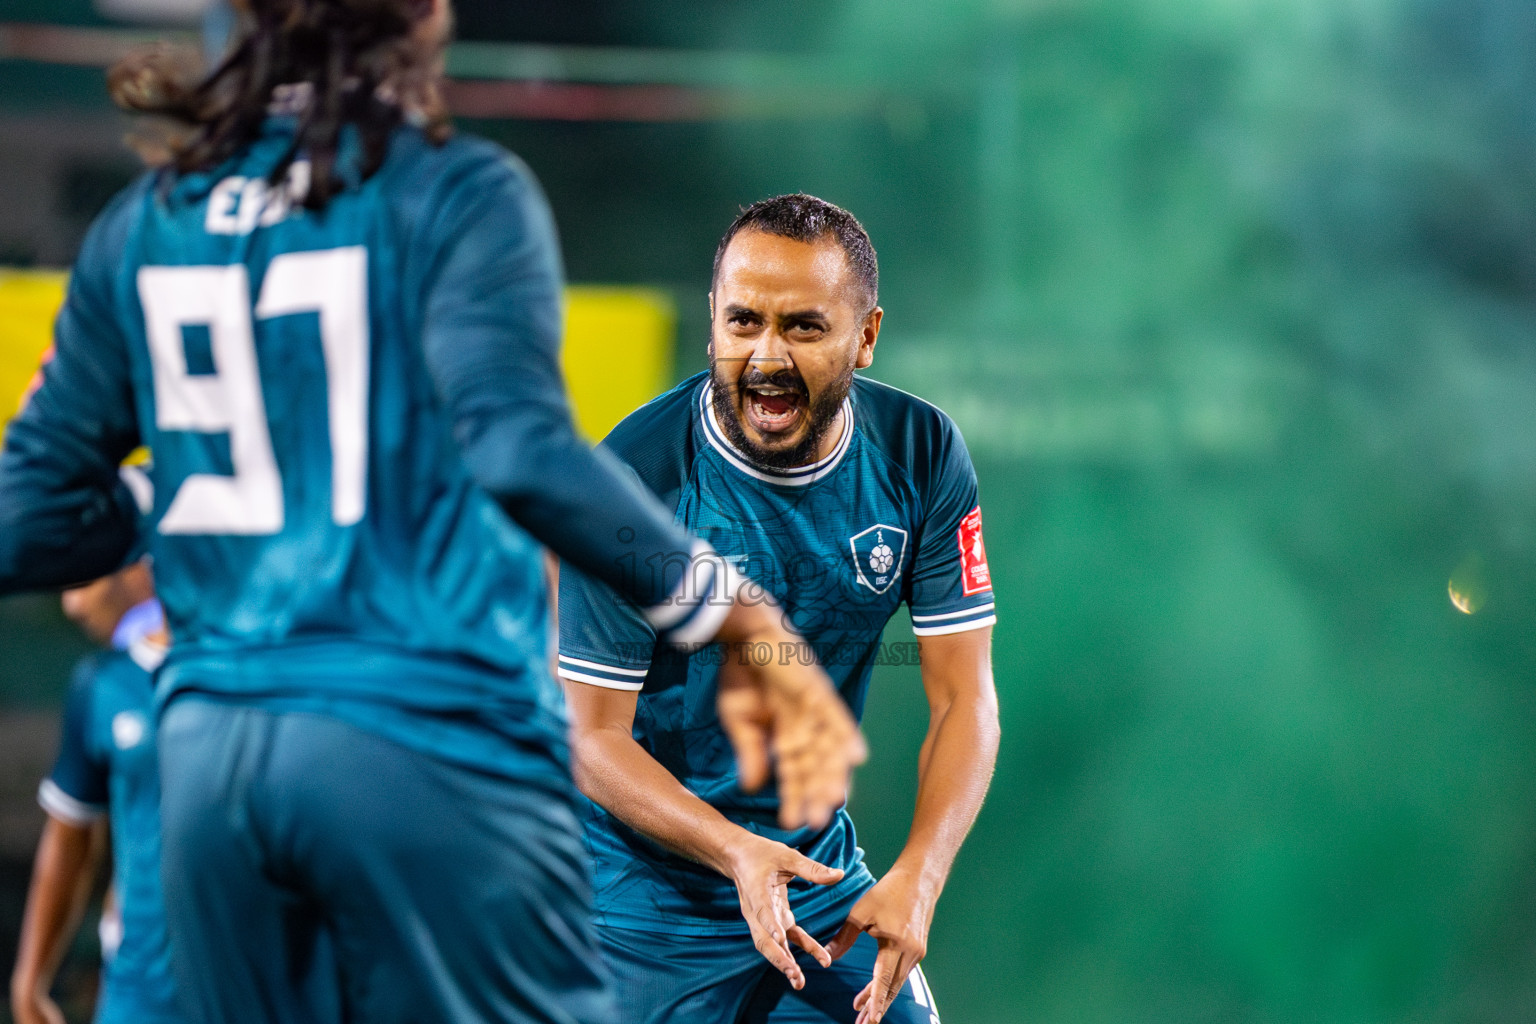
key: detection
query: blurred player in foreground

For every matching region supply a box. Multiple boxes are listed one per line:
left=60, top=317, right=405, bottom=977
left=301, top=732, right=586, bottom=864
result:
left=10, top=560, right=184, bottom=1024
left=559, top=195, right=1001, bottom=1024
left=0, top=2, right=863, bottom=1021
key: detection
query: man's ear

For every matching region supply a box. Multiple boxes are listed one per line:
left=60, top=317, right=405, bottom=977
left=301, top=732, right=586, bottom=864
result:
left=856, top=307, right=883, bottom=370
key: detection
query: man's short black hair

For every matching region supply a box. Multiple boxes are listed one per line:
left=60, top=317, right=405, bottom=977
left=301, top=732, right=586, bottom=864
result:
left=712, top=193, right=879, bottom=313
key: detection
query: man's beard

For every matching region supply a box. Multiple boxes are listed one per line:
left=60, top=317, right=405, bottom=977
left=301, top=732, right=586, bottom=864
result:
left=709, top=358, right=854, bottom=471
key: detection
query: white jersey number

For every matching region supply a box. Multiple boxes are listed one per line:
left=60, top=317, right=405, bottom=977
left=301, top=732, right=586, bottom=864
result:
left=138, top=246, right=370, bottom=535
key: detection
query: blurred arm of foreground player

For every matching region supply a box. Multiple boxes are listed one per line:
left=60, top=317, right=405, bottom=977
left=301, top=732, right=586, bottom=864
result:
left=419, top=155, right=863, bottom=828
left=10, top=817, right=108, bottom=1024
left=828, top=626, right=1000, bottom=1024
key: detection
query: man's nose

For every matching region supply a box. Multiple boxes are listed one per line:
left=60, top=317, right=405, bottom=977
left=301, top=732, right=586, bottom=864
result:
left=748, top=329, right=792, bottom=374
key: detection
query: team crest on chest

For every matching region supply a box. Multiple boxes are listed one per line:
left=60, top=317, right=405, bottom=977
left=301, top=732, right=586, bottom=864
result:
left=112, top=711, right=146, bottom=751
left=849, top=524, right=908, bottom=595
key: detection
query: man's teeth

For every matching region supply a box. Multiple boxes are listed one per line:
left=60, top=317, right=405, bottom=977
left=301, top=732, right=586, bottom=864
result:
left=747, top=390, right=799, bottom=424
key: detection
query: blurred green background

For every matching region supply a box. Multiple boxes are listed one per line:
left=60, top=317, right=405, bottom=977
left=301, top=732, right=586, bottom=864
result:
left=4, top=0, right=1536, bottom=1021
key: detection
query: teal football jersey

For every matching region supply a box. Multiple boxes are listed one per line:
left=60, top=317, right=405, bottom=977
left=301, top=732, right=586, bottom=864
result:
left=42, top=604, right=184, bottom=1024
left=0, top=119, right=715, bottom=781
left=559, top=372, right=997, bottom=934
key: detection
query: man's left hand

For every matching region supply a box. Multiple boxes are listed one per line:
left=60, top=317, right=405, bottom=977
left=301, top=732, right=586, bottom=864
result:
left=824, top=868, right=936, bottom=1024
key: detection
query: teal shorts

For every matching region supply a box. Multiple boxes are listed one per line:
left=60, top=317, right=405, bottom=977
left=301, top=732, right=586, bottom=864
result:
left=157, top=697, right=613, bottom=1024
left=596, top=902, right=941, bottom=1024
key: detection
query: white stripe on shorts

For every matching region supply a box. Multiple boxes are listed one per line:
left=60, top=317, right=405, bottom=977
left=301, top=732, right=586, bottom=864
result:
left=908, top=965, right=940, bottom=1021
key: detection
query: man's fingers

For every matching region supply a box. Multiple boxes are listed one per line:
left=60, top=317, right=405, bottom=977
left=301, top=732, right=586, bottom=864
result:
left=776, top=726, right=808, bottom=828
left=787, top=924, right=832, bottom=968
left=772, top=676, right=864, bottom=830
left=721, top=638, right=865, bottom=828
left=864, top=945, right=902, bottom=1024
left=750, top=923, right=804, bottom=989
left=776, top=736, right=823, bottom=831
left=719, top=685, right=771, bottom=792
left=824, top=918, right=864, bottom=961
left=855, top=943, right=920, bottom=1024
left=881, top=954, right=917, bottom=1018
left=733, top=723, right=771, bottom=793
left=787, top=850, right=845, bottom=886
left=748, top=902, right=805, bottom=989
left=853, top=981, right=876, bottom=1024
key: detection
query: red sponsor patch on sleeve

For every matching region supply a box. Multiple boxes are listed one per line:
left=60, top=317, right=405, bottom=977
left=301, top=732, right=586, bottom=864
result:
left=957, top=505, right=991, bottom=596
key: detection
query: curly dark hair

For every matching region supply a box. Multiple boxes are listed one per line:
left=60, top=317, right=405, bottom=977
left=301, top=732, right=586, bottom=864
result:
left=108, top=0, right=451, bottom=209
left=712, top=193, right=879, bottom=313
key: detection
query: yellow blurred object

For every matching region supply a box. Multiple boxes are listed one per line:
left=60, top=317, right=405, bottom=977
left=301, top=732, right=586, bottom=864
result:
left=0, top=271, right=673, bottom=444
left=562, top=286, right=675, bottom=440
left=0, top=270, right=67, bottom=416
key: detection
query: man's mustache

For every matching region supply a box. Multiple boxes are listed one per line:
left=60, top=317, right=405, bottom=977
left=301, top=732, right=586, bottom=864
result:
left=717, top=360, right=810, bottom=399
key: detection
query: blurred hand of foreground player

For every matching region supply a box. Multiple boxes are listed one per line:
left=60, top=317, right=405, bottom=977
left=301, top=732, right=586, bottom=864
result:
left=713, top=592, right=866, bottom=830
left=826, top=869, right=934, bottom=1024
left=723, top=832, right=843, bottom=990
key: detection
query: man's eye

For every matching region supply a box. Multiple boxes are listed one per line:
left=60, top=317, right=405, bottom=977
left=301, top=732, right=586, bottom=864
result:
left=729, top=315, right=758, bottom=327
left=789, top=322, right=823, bottom=336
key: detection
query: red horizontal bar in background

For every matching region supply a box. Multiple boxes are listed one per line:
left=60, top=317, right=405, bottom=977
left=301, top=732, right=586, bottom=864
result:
left=444, top=79, right=726, bottom=122
left=0, top=22, right=877, bottom=123
left=0, top=22, right=174, bottom=67
left=0, top=22, right=738, bottom=122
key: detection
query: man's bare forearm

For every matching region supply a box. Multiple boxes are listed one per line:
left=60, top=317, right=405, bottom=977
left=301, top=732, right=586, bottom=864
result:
left=10, top=817, right=102, bottom=1003
left=566, top=679, right=848, bottom=987
left=572, top=724, right=753, bottom=877
left=892, top=630, right=1000, bottom=894
left=893, top=694, right=1000, bottom=892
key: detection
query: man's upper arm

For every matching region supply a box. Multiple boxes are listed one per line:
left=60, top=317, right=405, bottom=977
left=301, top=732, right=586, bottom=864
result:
left=562, top=674, right=642, bottom=740
left=557, top=556, right=649, bottom=740
left=915, top=625, right=996, bottom=711
left=0, top=190, right=143, bottom=593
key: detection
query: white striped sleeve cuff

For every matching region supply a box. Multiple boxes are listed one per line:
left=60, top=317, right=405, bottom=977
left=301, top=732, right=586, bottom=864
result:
left=910, top=601, right=997, bottom=636
left=640, top=541, right=741, bottom=649
left=37, top=778, right=105, bottom=827
left=556, top=654, right=649, bottom=691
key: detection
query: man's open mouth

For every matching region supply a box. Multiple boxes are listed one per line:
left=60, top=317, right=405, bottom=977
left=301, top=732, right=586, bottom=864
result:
left=743, top=385, right=807, bottom=436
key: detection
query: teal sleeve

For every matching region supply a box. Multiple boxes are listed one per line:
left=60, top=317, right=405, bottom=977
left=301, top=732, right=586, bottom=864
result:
left=556, top=559, right=658, bottom=690
left=907, top=414, right=997, bottom=634
left=40, top=659, right=110, bottom=824
left=418, top=152, right=726, bottom=634
left=0, top=186, right=145, bottom=593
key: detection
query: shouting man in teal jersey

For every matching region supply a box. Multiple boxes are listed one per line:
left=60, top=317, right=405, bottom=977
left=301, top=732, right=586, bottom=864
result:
left=559, top=195, right=1002, bottom=1024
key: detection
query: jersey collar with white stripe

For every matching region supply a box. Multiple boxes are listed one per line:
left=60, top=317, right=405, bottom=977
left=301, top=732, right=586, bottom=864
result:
left=700, top=383, right=853, bottom=486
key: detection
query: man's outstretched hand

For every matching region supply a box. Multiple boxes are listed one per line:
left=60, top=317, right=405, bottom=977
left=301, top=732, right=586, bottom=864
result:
left=825, top=869, right=936, bottom=1024
left=724, top=832, right=844, bottom=989
left=714, top=592, right=866, bottom=830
